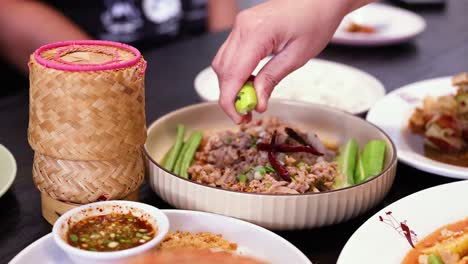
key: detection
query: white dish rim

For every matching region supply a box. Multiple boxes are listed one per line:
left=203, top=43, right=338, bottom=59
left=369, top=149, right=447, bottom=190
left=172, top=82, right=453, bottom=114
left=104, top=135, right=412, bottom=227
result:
left=10, top=209, right=311, bottom=264
left=0, top=144, right=17, bottom=198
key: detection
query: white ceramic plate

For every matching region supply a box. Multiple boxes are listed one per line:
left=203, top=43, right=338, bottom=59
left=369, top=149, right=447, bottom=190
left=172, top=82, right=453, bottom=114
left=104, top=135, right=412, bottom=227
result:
left=337, top=180, right=468, bottom=264
left=10, top=210, right=311, bottom=264
left=366, top=76, right=468, bottom=179
left=194, top=58, right=385, bottom=115
left=0, top=144, right=16, bottom=198
left=332, top=3, right=426, bottom=46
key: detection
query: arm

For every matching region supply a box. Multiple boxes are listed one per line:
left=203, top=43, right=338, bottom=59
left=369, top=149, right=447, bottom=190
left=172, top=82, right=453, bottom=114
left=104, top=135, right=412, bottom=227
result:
left=211, top=0, right=375, bottom=123
left=0, top=0, right=90, bottom=74
left=207, top=0, right=238, bottom=32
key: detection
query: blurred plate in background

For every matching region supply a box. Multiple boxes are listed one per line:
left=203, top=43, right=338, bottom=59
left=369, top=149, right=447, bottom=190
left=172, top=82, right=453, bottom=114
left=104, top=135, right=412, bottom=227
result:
left=366, top=76, right=468, bottom=179
left=194, top=57, right=385, bottom=115
left=0, top=144, right=16, bottom=198
left=332, top=3, right=426, bottom=46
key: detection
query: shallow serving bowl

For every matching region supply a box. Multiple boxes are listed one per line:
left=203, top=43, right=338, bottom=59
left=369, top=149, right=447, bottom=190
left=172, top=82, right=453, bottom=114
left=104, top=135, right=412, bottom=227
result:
left=144, top=100, right=397, bottom=230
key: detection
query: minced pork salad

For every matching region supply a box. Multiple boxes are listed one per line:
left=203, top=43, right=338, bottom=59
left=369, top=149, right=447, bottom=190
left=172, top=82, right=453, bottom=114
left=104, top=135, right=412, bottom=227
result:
left=187, top=117, right=339, bottom=194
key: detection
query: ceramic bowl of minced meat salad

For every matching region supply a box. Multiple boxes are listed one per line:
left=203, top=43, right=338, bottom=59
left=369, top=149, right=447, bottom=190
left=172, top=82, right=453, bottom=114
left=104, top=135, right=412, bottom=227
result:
left=145, top=100, right=397, bottom=230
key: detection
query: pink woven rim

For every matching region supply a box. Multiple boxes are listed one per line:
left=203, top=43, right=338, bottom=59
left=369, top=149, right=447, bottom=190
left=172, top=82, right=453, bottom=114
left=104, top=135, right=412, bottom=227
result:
left=33, top=40, right=142, bottom=72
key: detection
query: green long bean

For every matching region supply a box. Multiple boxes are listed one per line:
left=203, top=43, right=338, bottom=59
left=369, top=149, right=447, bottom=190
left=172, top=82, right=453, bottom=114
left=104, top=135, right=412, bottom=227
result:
left=179, top=131, right=203, bottom=179
left=173, top=142, right=189, bottom=175
left=161, top=146, right=173, bottom=165
left=163, top=124, right=185, bottom=171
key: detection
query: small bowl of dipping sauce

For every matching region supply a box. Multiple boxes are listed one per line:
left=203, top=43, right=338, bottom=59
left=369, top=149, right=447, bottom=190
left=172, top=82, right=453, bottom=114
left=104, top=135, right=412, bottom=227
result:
left=53, top=201, right=169, bottom=264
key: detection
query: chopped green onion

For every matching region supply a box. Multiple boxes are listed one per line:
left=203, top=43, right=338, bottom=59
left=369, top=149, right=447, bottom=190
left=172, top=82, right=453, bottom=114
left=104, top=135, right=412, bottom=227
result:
left=296, top=162, right=306, bottom=168
left=428, top=254, right=444, bottom=264
left=69, top=234, right=78, bottom=242
left=250, top=137, right=258, bottom=148
left=265, top=165, right=275, bottom=173
left=238, top=174, right=247, bottom=183
left=257, top=167, right=267, bottom=175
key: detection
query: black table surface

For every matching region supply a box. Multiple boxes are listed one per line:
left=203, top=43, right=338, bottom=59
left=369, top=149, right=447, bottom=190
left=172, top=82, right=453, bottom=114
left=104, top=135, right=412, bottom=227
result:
left=1, top=1, right=467, bottom=263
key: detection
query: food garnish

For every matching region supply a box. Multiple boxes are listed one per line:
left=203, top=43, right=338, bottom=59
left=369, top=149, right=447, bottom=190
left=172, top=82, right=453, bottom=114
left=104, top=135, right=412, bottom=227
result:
left=428, top=254, right=444, bottom=264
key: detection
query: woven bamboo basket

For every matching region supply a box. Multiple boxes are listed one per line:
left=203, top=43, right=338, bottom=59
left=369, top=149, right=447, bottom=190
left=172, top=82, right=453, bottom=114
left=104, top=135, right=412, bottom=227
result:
left=28, top=40, right=147, bottom=161
left=33, top=149, right=145, bottom=204
left=41, top=191, right=139, bottom=225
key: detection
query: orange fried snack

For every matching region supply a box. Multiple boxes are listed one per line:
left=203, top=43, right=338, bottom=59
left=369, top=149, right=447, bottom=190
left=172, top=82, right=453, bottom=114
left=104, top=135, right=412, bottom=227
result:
left=346, top=22, right=375, bottom=33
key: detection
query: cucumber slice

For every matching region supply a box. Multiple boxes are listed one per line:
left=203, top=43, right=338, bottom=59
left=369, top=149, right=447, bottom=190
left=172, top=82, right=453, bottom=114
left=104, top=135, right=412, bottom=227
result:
left=354, top=153, right=366, bottom=184
left=335, top=138, right=358, bottom=188
left=361, top=140, right=386, bottom=178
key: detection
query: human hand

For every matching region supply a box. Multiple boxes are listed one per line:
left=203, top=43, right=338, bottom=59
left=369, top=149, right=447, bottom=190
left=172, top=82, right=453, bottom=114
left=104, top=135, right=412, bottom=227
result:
left=212, top=0, right=371, bottom=123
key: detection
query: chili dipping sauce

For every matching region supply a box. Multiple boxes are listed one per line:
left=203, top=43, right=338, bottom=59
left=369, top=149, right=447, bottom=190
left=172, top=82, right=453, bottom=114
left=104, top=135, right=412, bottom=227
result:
left=66, top=213, right=156, bottom=252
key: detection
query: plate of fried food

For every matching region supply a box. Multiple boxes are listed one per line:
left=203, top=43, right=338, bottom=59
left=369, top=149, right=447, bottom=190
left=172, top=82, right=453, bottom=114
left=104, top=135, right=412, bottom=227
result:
left=367, top=72, right=468, bottom=179
left=338, top=180, right=468, bottom=264
left=10, top=204, right=310, bottom=264
left=332, top=3, right=426, bottom=46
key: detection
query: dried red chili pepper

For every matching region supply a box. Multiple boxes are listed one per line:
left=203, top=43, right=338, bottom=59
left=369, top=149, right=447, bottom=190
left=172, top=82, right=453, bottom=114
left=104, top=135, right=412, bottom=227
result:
left=257, top=143, right=323, bottom=156
left=285, top=127, right=308, bottom=145
left=285, top=127, right=323, bottom=155
left=267, top=131, right=290, bottom=181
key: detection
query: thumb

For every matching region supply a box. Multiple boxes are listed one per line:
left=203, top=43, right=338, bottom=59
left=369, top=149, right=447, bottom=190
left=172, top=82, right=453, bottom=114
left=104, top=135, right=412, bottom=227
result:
left=254, top=40, right=313, bottom=113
